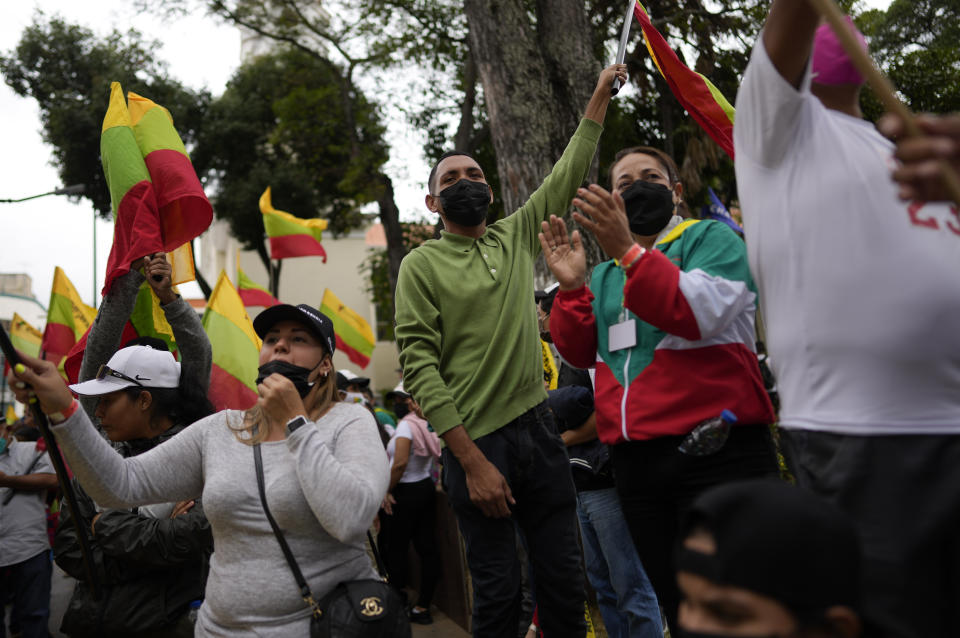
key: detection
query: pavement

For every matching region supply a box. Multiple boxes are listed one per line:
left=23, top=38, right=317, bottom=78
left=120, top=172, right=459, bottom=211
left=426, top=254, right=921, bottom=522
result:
left=411, top=608, right=471, bottom=637
left=37, top=565, right=470, bottom=637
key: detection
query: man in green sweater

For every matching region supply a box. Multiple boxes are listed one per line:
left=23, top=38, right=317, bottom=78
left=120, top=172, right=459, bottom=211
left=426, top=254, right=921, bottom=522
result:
left=395, top=64, right=625, bottom=637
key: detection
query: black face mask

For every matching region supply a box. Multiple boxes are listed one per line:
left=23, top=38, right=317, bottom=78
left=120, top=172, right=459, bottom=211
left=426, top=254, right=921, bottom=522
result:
left=622, top=180, right=675, bottom=236
left=256, top=360, right=319, bottom=398
left=437, top=179, right=490, bottom=227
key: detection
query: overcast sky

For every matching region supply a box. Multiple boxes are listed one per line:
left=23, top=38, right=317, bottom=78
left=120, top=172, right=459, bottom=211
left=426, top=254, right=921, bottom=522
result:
left=1, top=0, right=891, bottom=317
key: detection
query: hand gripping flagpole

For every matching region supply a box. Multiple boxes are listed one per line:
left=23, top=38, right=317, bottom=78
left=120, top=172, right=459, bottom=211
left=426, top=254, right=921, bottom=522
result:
left=0, top=325, right=101, bottom=599
left=611, top=0, right=635, bottom=95
left=806, top=0, right=960, bottom=205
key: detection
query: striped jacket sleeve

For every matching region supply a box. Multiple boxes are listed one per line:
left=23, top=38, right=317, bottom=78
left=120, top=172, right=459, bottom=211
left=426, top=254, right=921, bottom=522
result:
left=550, top=285, right=599, bottom=370
left=624, top=223, right=755, bottom=341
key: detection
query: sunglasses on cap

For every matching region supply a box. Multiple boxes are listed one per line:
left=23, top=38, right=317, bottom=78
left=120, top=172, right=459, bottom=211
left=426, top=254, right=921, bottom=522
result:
left=96, top=364, right=145, bottom=387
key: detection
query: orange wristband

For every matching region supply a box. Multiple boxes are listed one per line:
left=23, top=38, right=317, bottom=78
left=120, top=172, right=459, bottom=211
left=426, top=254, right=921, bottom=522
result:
left=619, top=243, right=645, bottom=270
left=49, top=399, right=80, bottom=424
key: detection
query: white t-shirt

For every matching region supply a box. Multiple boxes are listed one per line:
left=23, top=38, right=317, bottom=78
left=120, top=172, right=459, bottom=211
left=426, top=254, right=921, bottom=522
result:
left=386, top=421, right=434, bottom=483
left=734, top=39, right=960, bottom=435
left=0, top=440, right=54, bottom=566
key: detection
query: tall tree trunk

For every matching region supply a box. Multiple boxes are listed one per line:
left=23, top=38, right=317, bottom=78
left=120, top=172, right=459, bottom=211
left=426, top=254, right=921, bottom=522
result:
left=377, top=173, right=406, bottom=300
left=464, top=0, right=602, bottom=287
left=463, top=0, right=566, bottom=215
left=453, top=44, right=478, bottom=151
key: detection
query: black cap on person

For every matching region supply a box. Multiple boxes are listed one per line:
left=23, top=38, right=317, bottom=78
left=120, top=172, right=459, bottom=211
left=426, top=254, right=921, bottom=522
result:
left=253, top=304, right=337, bottom=357
left=677, top=479, right=862, bottom=615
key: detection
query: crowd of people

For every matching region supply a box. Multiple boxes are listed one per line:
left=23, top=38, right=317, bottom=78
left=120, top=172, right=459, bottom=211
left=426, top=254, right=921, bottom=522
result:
left=3, top=0, right=960, bottom=636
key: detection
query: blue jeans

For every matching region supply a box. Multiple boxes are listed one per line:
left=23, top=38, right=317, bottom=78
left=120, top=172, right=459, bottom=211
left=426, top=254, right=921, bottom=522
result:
left=0, top=550, right=52, bottom=638
left=577, top=488, right=662, bottom=638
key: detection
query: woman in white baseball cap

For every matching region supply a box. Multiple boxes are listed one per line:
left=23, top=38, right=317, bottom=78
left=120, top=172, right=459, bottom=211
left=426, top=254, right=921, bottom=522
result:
left=10, top=303, right=403, bottom=637
left=52, top=343, right=216, bottom=638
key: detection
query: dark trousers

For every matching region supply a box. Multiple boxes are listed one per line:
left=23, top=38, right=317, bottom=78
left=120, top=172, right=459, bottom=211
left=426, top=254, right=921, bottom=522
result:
left=442, top=401, right=585, bottom=638
left=379, top=477, right=441, bottom=608
left=0, top=550, right=52, bottom=638
left=610, top=424, right=777, bottom=633
left=781, top=429, right=960, bottom=638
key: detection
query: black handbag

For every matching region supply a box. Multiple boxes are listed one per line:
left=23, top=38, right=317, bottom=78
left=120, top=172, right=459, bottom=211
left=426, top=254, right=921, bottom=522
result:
left=254, top=444, right=410, bottom=638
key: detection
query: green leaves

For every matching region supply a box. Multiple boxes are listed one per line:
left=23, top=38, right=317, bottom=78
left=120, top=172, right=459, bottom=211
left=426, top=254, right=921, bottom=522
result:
left=0, top=13, right=209, bottom=217
left=197, top=48, right=389, bottom=260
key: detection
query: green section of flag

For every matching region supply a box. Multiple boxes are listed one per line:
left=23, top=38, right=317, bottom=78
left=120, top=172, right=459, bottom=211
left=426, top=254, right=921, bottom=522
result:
left=101, top=125, right=152, bottom=217
left=134, top=106, right=189, bottom=157
left=203, top=308, right=260, bottom=392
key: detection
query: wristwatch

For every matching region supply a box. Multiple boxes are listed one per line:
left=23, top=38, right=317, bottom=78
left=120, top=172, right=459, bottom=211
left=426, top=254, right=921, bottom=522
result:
left=286, top=415, right=309, bottom=435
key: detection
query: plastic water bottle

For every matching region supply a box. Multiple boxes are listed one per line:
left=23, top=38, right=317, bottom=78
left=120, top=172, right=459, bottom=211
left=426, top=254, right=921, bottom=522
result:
left=678, top=410, right=737, bottom=456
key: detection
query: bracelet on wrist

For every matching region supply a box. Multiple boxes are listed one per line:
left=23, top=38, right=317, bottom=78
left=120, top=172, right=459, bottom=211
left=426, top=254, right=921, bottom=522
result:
left=618, top=243, right=645, bottom=270
left=49, top=399, right=80, bottom=424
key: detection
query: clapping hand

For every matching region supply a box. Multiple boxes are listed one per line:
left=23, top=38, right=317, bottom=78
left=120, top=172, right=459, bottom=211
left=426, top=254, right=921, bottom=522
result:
left=539, top=215, right=586, bottom=291
left=571, top=185, right=634, bottom=261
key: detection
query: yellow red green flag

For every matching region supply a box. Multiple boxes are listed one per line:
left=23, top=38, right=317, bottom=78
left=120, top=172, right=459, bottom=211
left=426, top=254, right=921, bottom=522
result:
left=41, top=267, right=95, bottom=372
left=319, top=289, right=375, bottom=368
left=203, top=271, right=262, bottom=410
left=10, top=313, right=42, bottom=359
left=260, top=187, right=328, bottom=261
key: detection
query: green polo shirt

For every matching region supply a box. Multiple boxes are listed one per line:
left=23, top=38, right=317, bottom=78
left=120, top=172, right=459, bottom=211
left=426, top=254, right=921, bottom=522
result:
left=395, top=118, right=602, bottom=441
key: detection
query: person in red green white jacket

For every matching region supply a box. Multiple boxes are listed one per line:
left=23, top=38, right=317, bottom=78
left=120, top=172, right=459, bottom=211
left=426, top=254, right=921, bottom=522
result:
left=541, top=145, right=777, bottom=632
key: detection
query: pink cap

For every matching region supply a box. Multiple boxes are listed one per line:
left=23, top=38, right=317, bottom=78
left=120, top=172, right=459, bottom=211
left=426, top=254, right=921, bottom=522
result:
left=811, top=16, right=868, bottom=86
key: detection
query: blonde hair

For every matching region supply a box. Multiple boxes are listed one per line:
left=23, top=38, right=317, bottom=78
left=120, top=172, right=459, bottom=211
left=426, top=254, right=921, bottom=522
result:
left=232, top=358, right=340, bottom=445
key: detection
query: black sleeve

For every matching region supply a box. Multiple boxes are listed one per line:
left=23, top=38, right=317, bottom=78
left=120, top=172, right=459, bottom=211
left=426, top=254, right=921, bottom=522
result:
left=92, top=501, right=212, bottom=568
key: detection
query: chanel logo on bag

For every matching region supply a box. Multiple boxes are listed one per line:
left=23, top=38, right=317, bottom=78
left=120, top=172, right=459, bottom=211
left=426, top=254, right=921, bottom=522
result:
left=359, top=596, right=384, bottom=617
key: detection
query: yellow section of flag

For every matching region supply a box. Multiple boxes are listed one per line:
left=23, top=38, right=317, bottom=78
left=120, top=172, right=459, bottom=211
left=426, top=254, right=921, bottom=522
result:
left=51, top=267, right=95, bottom=339
left=101, top=82, right=132, bottom=132
left=166, top=242, right=196, bottom=286
left=259, top=187, right=329, bottom=233
left=321, top=289, right=375, bottom=345
left=207, top=271, right=262, bottom=350
left=10, top=313, right=43, bottom=358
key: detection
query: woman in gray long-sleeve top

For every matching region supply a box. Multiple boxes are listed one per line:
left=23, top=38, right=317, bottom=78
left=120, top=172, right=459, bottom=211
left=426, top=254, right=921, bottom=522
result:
left=11, top=303, right=391, bottom=637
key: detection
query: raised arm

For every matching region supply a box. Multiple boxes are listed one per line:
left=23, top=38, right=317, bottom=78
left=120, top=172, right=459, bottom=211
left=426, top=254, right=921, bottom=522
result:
left=509, top=65, right=624, bottom=254
left=146, top=255, right=212, bottom=394
left=286, top=407, right=389, bottom=543
left=11, top=351, right=206, bottom=507
left=762, top=0, right=821, bottom=89
left=540, top=215, right=598, bottom=369
left=78, top=267, right=145, bottom=420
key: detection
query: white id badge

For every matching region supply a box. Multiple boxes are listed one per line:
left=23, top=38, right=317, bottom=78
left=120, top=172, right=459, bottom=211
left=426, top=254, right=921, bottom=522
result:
left=608, top=319, right=637, bottom=351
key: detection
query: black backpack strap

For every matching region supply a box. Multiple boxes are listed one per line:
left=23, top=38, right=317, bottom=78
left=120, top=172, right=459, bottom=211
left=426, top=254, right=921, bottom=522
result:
left=254, top=443, right=322, bottom=619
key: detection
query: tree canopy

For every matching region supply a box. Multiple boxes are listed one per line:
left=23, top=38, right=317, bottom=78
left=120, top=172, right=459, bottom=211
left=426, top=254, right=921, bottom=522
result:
left=0, top=14, right=209, bottom=218
left=194, top=47, right=389, bottom=273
